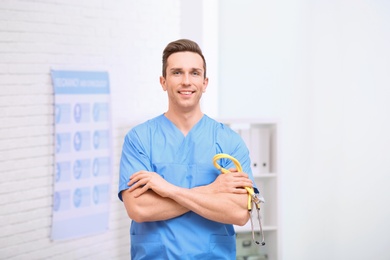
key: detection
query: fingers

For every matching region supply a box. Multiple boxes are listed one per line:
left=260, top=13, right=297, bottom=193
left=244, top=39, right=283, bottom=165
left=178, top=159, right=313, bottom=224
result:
left=224, top=172, right=253, bottom=188
left=127, top=171, right=152, bottom=192
left=128, top=178, right=146, bottom=192
left=127, top=171, right=169, bottom=198
left=226, top=169, right=249, bottom=178
left=232, top=187, right=250, bottom=194
left=234, top=179, right=253, bottom=189
left=212, top=173, right=254, bottom=194
left=132, top=184, right=149, bottom=198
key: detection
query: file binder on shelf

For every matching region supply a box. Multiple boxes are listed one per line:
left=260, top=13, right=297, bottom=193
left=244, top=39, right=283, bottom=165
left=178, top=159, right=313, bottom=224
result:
left=219, top=118, right=280, bottom=260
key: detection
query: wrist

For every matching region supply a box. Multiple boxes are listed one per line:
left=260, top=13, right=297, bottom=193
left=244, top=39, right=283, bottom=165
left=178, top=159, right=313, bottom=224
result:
left=192, top=185, right=215, bottom=194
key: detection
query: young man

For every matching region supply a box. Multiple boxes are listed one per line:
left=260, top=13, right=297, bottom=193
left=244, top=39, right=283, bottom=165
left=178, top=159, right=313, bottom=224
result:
left=119, top=39, right=256, bottom=259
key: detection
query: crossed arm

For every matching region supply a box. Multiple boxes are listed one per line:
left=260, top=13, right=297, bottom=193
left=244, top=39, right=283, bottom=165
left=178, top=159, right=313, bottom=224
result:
left=121, top=169, right=253, bottom=226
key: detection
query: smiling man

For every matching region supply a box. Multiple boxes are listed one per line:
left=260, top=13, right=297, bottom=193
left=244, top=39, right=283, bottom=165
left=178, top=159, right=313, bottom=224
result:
left=118, top=39, right=257, bottom=259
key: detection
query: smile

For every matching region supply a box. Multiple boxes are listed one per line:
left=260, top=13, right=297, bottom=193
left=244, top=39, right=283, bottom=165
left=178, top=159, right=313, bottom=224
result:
left=178, top=91, right=194, bottom=95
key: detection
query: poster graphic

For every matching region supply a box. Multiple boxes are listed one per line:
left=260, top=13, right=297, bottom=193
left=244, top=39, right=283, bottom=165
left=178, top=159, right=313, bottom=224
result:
left=51, top=70, right=112, bottom=240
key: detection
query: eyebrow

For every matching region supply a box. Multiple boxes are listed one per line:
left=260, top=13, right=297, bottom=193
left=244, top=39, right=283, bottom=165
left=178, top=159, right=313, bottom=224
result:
left=169, top=67, right=203, bottom=72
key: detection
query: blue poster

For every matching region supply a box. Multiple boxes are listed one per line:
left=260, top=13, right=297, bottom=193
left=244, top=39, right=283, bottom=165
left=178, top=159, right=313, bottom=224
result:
left=51, top=70, right=112, bottom=240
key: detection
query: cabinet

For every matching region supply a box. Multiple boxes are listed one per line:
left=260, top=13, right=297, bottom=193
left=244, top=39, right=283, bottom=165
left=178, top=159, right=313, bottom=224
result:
left=219, top=119, right=280, bottom=260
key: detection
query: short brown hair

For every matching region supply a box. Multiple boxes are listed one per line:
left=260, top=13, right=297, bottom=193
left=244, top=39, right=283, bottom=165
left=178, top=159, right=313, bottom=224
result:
left=162, top=39, right=207, bottom=78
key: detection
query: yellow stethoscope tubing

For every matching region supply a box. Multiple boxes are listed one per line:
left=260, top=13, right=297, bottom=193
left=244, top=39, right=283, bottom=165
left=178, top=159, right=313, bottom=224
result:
left=213, top=153, right=266, bottom=246
left=212, top=153, right=255, bottom=210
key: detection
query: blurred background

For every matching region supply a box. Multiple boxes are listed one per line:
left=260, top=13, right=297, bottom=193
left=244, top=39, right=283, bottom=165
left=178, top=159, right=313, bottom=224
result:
left=0, top=0, right=389, bottom=259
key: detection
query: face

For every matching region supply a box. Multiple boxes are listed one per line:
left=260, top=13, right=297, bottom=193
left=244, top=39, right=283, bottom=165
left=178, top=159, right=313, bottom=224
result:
left=160, top=51, right=208, bottom=112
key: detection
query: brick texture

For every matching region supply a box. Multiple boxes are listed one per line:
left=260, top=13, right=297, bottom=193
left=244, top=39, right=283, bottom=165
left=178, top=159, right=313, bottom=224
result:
left=0, top=0, right=180, bottom=259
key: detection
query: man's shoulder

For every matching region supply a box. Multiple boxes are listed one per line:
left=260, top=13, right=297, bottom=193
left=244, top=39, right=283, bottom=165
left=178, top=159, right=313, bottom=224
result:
left=124, top=114, right=164, bottom=140
left=203, top=114, right=225, bottom=128
left=204, top=115, right=236, bottom=134
left=132, top=114, right=164, bottom=130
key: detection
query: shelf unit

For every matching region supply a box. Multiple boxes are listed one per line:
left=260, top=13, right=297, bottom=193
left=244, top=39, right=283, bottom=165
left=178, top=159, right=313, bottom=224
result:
left=219, top=118, right=280, bottom=260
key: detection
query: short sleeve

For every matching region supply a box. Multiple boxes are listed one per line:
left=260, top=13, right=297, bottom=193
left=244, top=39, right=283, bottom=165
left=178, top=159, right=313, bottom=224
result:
left=118, top=128, right=152, bottom=201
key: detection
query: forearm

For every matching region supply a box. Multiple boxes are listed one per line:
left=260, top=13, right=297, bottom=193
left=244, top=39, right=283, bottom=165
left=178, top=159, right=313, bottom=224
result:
left=122, top=189, right=189, bottom=222
left=126, top=170, right=252, bottom=225
left=169, top=185, right=250, bottom=225
left=123, top=185, right=249, bottom=225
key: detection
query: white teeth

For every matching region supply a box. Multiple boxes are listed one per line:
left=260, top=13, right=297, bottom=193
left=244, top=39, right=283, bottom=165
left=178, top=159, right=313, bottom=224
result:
left=180, top=91, right=192, bottom=95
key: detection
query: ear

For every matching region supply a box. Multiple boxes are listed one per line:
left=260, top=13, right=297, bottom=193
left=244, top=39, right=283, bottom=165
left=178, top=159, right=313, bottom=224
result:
left=160, top=76, right=167, bottom=91
left=202, top=77, right=209, bottom=93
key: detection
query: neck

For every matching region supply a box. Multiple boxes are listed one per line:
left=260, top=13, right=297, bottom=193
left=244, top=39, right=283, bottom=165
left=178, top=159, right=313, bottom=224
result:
left=164, top=108, right=203, bottom=136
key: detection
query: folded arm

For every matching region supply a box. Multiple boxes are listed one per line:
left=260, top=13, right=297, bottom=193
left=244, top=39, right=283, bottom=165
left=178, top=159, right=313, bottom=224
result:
left=122, top=188, right=189, bottom=222
left=122, top=169, right=253, bottom=225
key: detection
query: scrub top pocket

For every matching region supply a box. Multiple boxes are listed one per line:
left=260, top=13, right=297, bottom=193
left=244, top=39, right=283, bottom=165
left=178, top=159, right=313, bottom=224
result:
left=209, top=233, right=236, bottom=259
left=131, top=234, right=168, bottom=260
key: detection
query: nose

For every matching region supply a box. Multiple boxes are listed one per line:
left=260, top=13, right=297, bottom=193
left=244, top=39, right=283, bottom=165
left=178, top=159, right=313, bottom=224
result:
left=182, top=73, right=191, bottom=85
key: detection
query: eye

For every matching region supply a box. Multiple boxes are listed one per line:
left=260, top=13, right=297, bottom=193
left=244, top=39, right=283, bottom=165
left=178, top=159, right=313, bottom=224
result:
left=192, top=70, right=201, bottom=76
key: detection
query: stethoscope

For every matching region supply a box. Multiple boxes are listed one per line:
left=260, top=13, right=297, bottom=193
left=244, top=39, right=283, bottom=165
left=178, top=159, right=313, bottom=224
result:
left=213, top=153, right=266, bottom=246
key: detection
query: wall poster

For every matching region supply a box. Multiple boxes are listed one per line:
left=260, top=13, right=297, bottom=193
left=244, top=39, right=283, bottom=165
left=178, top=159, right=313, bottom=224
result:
left=51, top=70, right=112, bottom=240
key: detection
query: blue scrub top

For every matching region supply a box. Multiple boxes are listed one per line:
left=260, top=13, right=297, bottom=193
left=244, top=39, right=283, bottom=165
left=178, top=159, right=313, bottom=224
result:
left=119, top=114, right=255, bottom=260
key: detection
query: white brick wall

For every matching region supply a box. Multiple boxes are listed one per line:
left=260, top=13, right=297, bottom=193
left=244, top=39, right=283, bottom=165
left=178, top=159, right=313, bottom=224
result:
left=0, top=0, right=180, bottom=259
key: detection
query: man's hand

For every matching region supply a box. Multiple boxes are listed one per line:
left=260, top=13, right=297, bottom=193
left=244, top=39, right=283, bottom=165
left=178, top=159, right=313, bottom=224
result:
left=207, top=168, right=253, bottom=194
left=128, top=170, right=174, bottom=198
